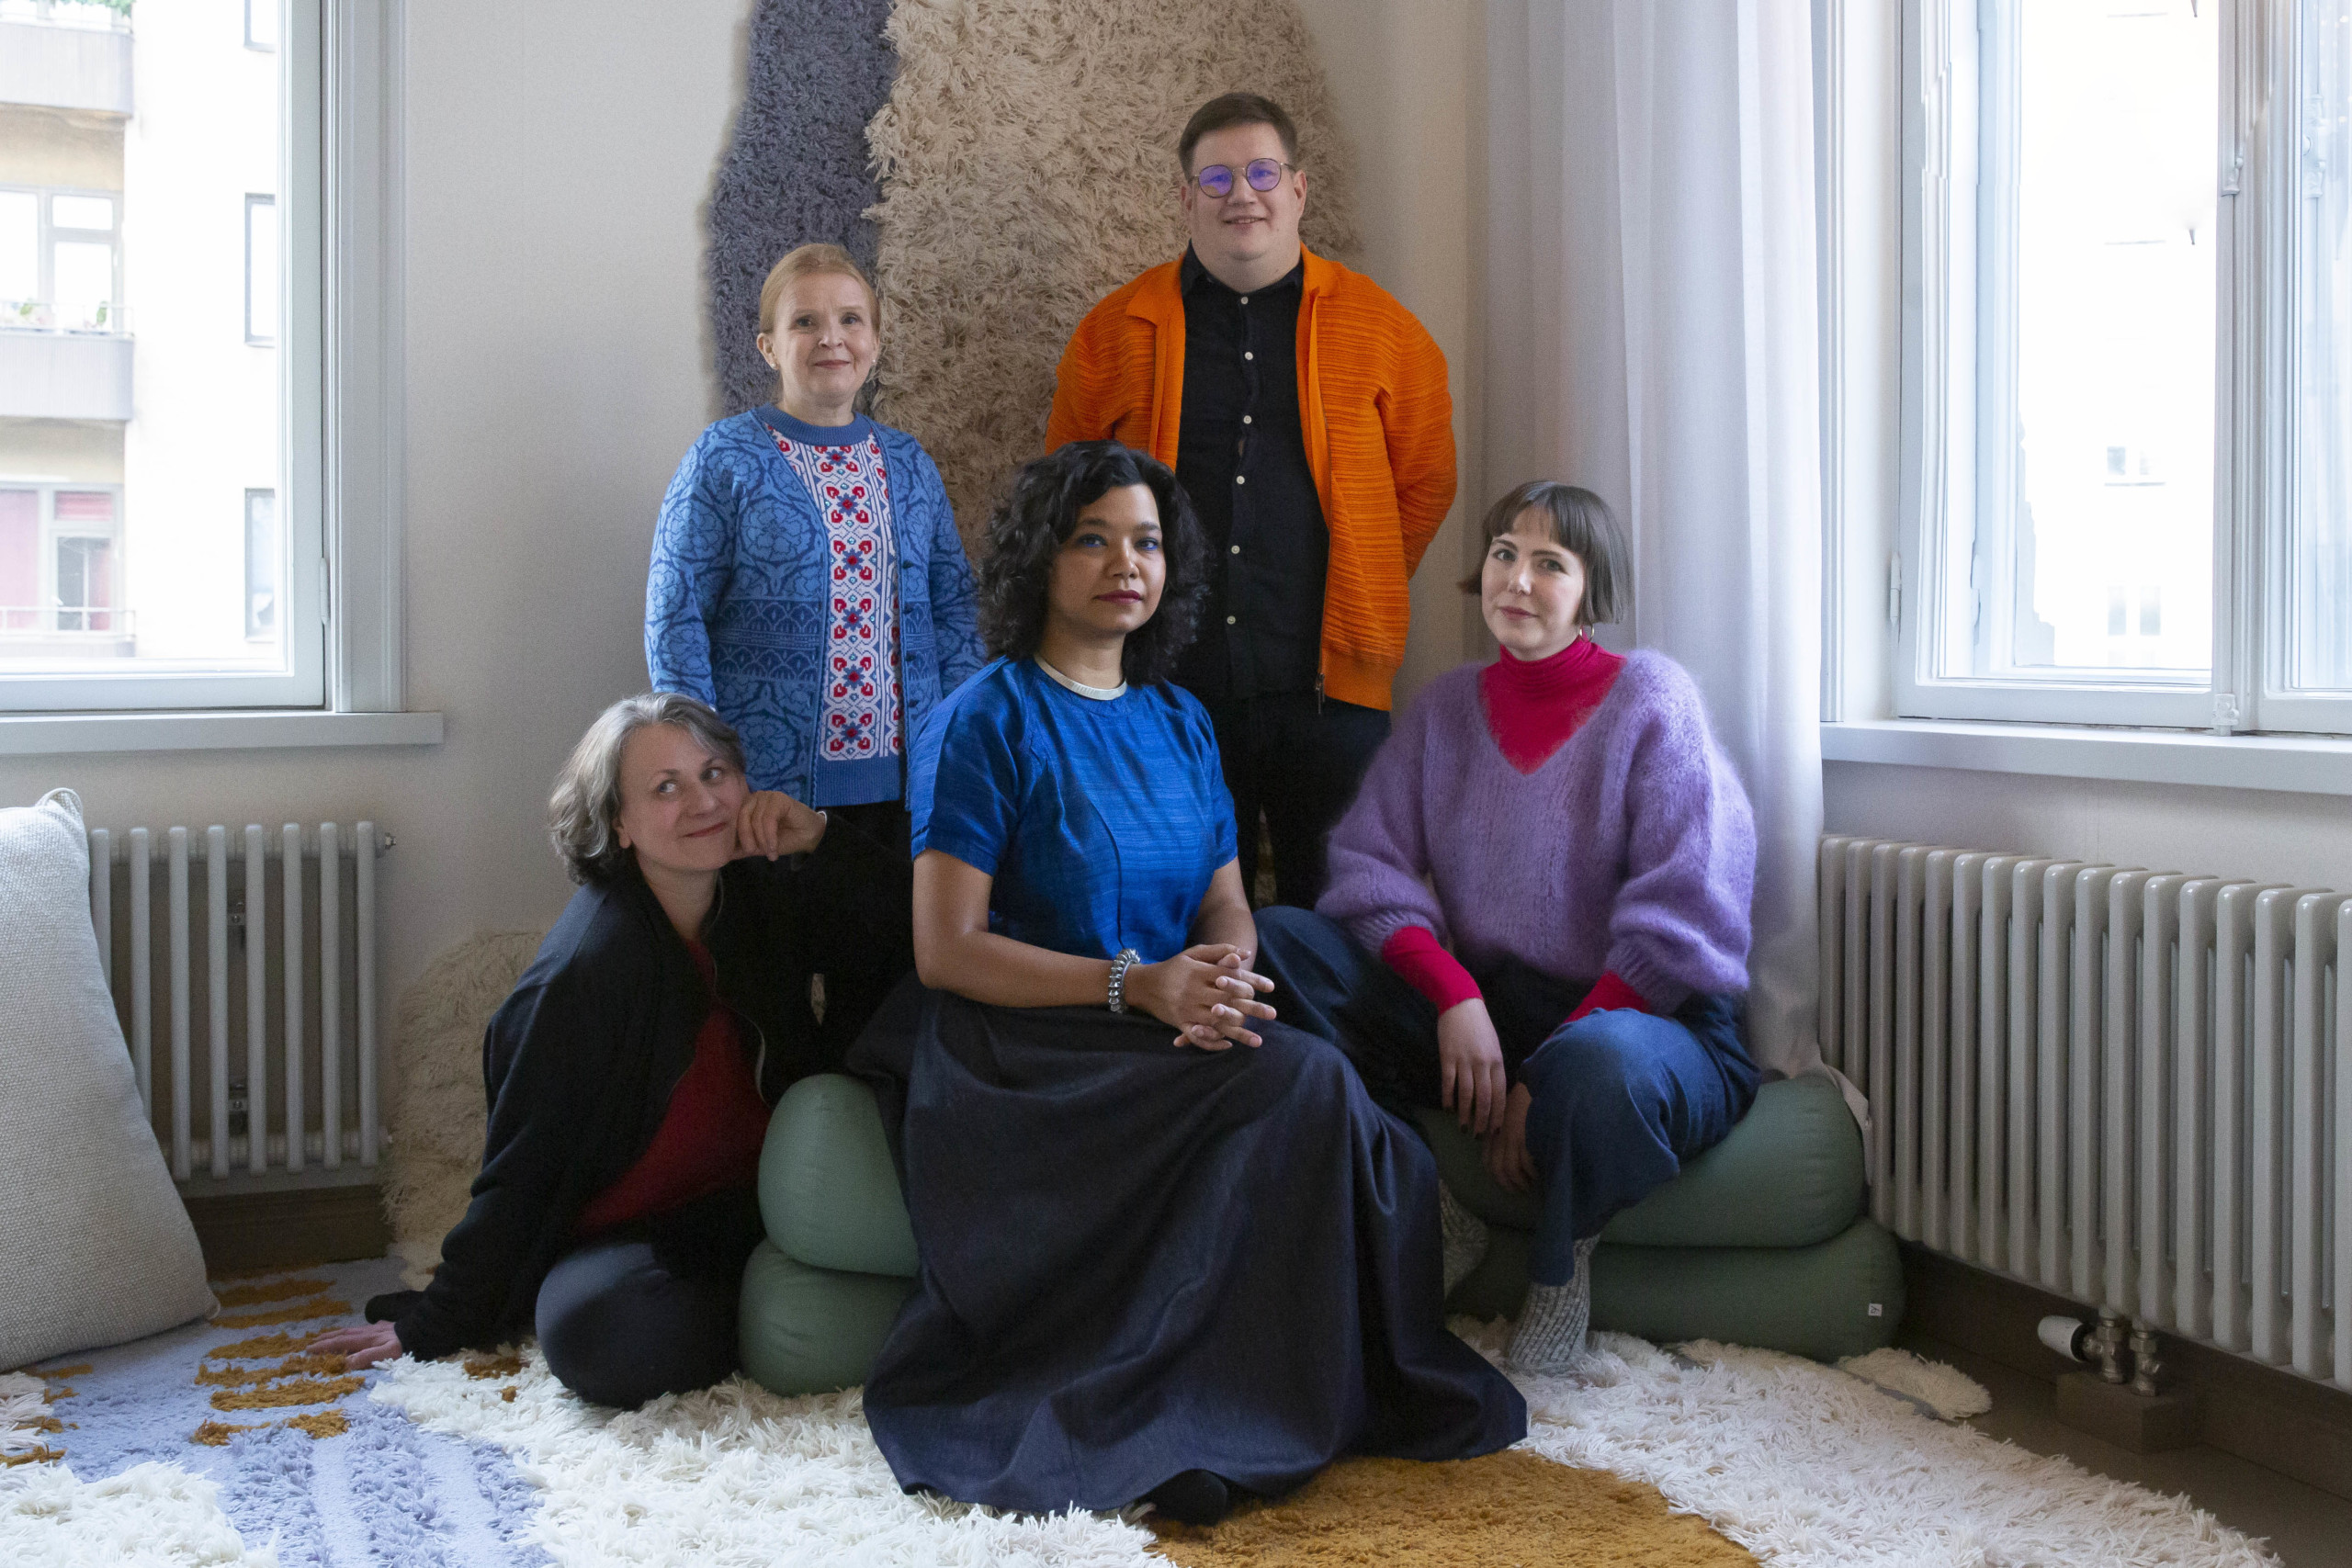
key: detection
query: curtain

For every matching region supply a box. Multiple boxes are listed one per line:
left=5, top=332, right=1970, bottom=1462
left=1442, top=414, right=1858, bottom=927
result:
left=1485, top=0, right=1830, bottom=1088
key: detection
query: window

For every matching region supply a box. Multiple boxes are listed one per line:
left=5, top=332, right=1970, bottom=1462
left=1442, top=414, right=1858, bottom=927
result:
left=244, top=488, right=276, bottom=639
left=0, top=483, right=126, bottom=646
left=0, top=0, right=402, bottom=717
left=1896, top=0, right=2352, bottom=733
left=244, top=194, right=277, bottom=344
left=0, top=186, right=122, bottom=332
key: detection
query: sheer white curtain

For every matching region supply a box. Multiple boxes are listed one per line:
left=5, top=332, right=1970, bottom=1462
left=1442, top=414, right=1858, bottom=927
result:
left=1485, top=0, right=1828, bottom=1086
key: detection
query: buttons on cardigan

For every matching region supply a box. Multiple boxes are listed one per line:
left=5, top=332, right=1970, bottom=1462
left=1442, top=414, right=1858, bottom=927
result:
left=1236, top=475, right=1246, bottom=485
left=1227, top=615, right=1238, bottom=625
left=1244, top=351, right=1255, bottom=361
left=1242, top=414, right=1252, bottom=424
left=1230, top=545, right=1241, bottom=554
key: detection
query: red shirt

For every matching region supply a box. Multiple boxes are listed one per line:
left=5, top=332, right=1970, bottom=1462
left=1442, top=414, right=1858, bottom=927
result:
left=1377, top=637, right=1650, bottom=1025
left=575, top=942, right=771, bottom=1235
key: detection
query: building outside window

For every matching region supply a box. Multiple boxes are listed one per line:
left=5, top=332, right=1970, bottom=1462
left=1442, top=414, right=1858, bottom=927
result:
left=243, top=485, right=274, bottom=639
left=1895, top=0, right=2352, bottom=734
left=0, top=0, right=311, bottom=700
left=243, top=192, right=275, bottom=344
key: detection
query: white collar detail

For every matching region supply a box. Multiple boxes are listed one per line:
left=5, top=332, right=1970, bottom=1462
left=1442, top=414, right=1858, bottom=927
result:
left=1034, top=657, right=1127, bottom=702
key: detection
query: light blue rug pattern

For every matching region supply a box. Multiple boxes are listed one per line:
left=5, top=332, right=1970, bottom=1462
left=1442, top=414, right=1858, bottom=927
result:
left=16, top=1255, right=548, bottom=1567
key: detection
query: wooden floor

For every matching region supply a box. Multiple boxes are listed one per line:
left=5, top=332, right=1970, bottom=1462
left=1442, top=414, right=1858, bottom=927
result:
left=1905, top=1334, right=2352, bottom=1568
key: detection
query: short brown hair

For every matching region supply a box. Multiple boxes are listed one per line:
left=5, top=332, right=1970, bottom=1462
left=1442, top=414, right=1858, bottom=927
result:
left=548, top=693, right=747, bottom=886
left=756, top=243, right=878, bottom=338
left=1178, top=92, right=1300, bottom=174
left=1460, top=481, right=1631, bottom=626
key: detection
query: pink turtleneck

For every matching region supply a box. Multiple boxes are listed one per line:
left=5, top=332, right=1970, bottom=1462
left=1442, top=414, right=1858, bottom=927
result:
left=1376, top=635, right=1650, bottom=1029
left=1477, top=634, right=1626, bottom=774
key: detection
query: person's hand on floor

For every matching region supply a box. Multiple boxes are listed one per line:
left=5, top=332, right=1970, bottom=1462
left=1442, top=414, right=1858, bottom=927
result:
left=1436, top=998, right=1508, bottom=1134
left=1483, top=1082, right=1536, bottom=1192
left=311, top=1321, right=403, bottom=1371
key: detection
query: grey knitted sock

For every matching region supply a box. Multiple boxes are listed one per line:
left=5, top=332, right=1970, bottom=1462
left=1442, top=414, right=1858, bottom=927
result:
left=1438, top=1181, right=1490, bottom=1298
left=1507, top=1236, right=1600, bottom=1373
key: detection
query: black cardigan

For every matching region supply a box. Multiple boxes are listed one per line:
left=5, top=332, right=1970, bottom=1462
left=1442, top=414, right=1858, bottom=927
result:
left=367, top=857, right=816, bottom=1360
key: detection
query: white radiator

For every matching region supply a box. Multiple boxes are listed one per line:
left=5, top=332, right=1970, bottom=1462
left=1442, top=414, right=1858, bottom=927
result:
left=85, top=822, right=388, bottom=1190
left=1820, top=835, right=2348, bottom=1392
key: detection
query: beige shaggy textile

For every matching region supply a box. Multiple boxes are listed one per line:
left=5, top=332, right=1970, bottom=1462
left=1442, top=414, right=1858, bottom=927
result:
left=866, top=0, right=1363, bottom=540
left=379, top=931, right=545, bottom=1282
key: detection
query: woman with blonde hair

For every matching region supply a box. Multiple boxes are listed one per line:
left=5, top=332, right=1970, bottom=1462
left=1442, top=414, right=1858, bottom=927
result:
left=647, top=243, right=984, bottom=1060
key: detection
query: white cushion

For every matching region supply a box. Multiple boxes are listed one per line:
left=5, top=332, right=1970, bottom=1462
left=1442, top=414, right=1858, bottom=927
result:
left=0, top=790, right=213, bottom=1369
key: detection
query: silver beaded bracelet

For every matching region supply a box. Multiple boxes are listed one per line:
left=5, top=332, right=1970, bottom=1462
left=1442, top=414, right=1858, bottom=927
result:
left=1106, top=947, right=1142, bottom=1013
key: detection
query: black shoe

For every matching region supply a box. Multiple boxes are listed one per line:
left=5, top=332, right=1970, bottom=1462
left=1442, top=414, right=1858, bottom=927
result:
left=1144, top=1469, right=1231, bottom=1526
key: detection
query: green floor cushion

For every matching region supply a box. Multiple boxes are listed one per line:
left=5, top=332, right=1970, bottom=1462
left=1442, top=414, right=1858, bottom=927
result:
left=760, top=1074, right=919, bottom=1278
left=1446, top=1215, right=1903, bottom=1363
left=738, top=1240, right=916, bottom=1397
left=1416, top=1075, right=1864, bottom=1249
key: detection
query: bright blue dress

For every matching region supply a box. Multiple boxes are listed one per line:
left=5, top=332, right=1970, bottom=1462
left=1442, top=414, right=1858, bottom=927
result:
left=910, top=658, right=1237, bottom=960
left=854, top=660, right=1526, bottom=1515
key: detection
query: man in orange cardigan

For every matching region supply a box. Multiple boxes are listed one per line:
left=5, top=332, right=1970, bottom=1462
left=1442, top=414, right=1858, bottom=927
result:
left=1046, top=92, right=1455, bottom=908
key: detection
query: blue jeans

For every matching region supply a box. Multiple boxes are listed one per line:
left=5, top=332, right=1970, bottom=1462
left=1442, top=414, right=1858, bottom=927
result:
left=1251, top=905, right=1758, bottom=1288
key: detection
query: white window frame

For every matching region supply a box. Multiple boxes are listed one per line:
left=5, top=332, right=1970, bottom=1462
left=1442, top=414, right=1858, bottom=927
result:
left=0, top=184, right=123, bottom=330
left=1887, top=0, right=2352, bottom=737
left=0, top=479, right=124, bottom=638
left=0, top=0, right=407, bottom=724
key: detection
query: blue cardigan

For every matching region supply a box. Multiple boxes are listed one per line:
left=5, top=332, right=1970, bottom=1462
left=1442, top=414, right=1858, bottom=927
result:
left=646, top=409, right=986, bottom=799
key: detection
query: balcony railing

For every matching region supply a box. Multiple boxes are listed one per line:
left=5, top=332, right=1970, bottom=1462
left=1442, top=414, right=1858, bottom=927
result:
left=0, top=1, right=130, bottom=30
left=0, top=314, right=132, bottom=419
left=0, top=605, right=132, bottom=637
left=2, top=299, right=130, bottom=335
left=0, top=4, right=132, bottom=115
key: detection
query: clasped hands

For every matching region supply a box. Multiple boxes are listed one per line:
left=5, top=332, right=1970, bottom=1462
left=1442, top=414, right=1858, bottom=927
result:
left=1126, top=943, right=1277, bottom=1050
left=1439, top=998, right=1536, bottom=1192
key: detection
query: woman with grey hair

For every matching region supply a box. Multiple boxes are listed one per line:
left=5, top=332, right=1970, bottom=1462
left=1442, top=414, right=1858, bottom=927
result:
left=313, top=693, right=828, bottom=1406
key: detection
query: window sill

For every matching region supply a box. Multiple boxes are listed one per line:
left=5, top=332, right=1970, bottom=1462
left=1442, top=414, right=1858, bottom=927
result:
left=1821, top=719, right=2352, bottom=796
left=0, top=709, right=445, bottom=756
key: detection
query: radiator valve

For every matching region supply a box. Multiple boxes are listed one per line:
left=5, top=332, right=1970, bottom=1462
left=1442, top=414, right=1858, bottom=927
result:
left=2040, top=1312, right=2163, bottom=1393
left=2129, top=1320, right=2165, bottom=1398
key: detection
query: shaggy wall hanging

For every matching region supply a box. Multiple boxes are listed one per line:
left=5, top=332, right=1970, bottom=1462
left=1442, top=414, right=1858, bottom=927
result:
left=705, top=0, right=897, bottom=417
left=707, top=0, right=1362, bottom=538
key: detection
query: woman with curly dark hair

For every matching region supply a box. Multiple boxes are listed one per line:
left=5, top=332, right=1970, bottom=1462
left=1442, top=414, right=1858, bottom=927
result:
left=846, top=441, right=1524, bottom=1526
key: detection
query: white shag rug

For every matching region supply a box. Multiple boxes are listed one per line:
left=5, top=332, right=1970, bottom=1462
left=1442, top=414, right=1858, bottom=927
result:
left=0, top=1463, right=279, bottom=1568
left=359, top=1327, right=2281, bottom=1568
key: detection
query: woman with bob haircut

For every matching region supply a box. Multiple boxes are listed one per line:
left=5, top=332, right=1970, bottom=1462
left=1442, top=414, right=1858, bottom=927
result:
left=647, top=243, right=985, bottom=1065
left=313, top=693, right=835, bottom=1407
left=1272, top=479, right=1759, bottom=1375
left=844, top=440, right=1524, bottom=1527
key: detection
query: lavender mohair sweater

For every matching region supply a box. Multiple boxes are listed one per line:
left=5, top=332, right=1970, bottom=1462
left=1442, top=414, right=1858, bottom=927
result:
left=1317, top=650, right=1757, bottom=1012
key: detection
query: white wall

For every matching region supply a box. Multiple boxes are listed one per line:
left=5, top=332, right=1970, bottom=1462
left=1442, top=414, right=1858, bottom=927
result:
left=1826, top=762, right=2352, bottom=896
left=0, top=0, right=755, bottom=1077
left=1295, top=0, right=1487, bottom=703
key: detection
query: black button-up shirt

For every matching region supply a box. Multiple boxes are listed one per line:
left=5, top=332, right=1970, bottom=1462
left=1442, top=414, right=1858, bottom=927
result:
left=1172, top=248, right=1328, bottom=701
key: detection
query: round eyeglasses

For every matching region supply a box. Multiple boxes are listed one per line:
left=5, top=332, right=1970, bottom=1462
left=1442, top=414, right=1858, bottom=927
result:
left=1191, top=159, right=1298, bottom=198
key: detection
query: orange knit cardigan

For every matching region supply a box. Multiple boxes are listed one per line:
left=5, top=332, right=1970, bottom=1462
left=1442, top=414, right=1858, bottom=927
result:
left=1044, top=249, right=1455, bottom=711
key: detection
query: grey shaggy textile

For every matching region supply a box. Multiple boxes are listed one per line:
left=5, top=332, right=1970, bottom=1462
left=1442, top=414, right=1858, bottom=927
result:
left=867, top=0, right=1363, bottom=542
left=706, top=0, right=897, bottom=418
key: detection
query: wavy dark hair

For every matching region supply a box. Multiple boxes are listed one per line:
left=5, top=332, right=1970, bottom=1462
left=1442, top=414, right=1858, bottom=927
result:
left=976, top=442, right=1208, bottom=687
